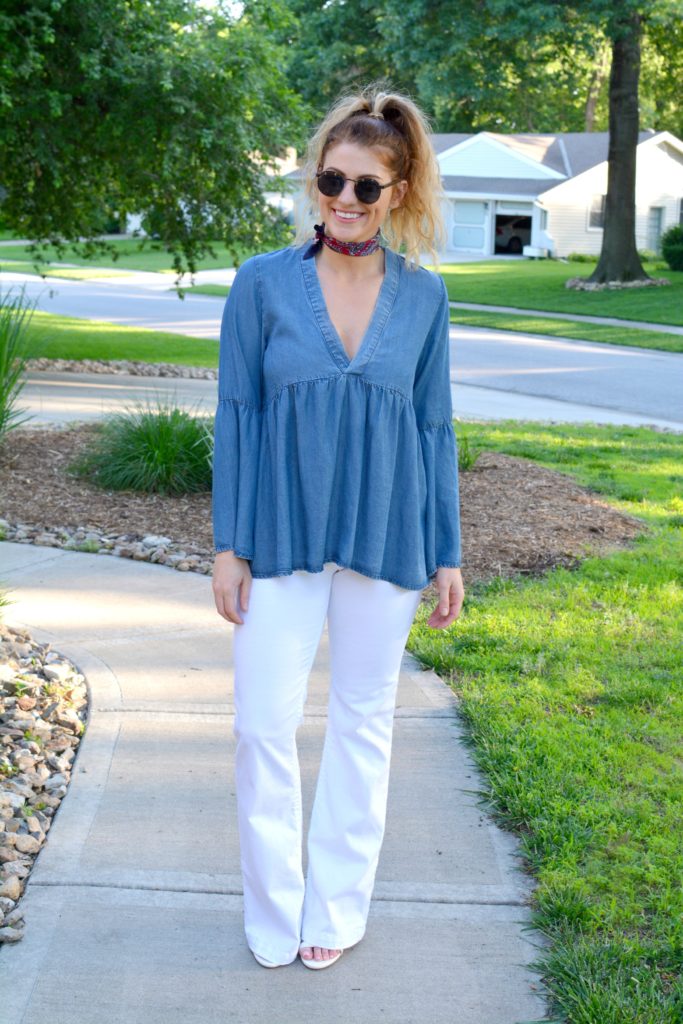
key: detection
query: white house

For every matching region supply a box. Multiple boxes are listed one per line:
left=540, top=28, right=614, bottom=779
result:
left=284, top=129, right=683, bottom=261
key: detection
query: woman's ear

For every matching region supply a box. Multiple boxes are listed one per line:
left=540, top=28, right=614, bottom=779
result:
left=389, top=180, right=408, bottom=209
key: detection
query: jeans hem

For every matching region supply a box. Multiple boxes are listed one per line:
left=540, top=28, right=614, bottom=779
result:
left=299, top=926, right=366, bottom=950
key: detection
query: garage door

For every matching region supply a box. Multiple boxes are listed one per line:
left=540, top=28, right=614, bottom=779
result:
left=452, top=201, right=487, bottom=251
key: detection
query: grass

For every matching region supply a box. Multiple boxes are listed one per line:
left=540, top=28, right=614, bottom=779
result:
left=407, top=420, right=683, bottom=1023
left=0, top=238, right=255, bottom=275
left=23, top=311, right=219, bottom=366
left=0, top=259, right=135, bottom=280
left=435, top=259, right=683, bottom=327
left=69, top=399, right=214, bottom=495
left=449, top=310, right=683, bottom=353
left=182, top=284, right=232, bottom=298
left=186, top=266, right=683, bottom=353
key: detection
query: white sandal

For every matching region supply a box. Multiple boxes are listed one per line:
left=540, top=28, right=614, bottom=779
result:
left=299, top=945, right=344, bottom=970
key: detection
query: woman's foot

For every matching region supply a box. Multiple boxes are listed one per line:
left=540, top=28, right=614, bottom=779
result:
left=299, top=944, right=343, bottom=969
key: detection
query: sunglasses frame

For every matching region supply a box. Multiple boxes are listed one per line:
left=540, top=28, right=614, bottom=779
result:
left=315, top=169, right=402, bottom=205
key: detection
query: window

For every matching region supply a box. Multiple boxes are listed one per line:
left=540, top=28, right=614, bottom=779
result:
left=540, top=209, right=548, bottom=231
left=679, top=198, right=683, bottom=226
left=589, top=194, right=605, bottom=229
left=647, top=206, right=664, bottom=253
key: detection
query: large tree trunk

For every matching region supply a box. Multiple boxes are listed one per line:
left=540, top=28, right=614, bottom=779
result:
left=588, top=9, right=650, bottom=284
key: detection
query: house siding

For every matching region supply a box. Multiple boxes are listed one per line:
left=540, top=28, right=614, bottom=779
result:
left=541, top=140, right=683, bottom=257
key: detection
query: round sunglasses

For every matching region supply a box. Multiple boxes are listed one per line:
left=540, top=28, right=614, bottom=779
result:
left=316, top=169, right=401, bottom=205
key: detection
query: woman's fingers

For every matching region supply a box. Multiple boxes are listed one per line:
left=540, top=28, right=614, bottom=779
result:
left=212, top=555, right=251, bottom=624
left=240, top=575, right=251, bottom=615
left=428, top=571, right=465, bottom=630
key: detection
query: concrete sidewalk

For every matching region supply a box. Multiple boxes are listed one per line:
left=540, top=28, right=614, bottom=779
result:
left=19, top=366, right=683, bottom=433
left=0, top=542, right=550, bottom=1023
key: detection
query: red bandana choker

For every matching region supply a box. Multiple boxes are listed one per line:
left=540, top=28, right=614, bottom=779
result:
left=303, top=222, right=383, bottom=260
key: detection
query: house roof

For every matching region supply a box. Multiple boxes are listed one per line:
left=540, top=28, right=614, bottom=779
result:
left=434, top=130, right=663, bottom=176
left=284, top=129, right=673, bottom=187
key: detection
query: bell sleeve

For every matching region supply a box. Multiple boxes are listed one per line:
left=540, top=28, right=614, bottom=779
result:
left=412, top=275, right=462, bottom=573
left=211, top=256, right=263, bottom=559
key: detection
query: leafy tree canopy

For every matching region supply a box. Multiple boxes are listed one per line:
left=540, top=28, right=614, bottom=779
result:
left=0, top=0, right=309, bottom=278
left=281, top=0, right=682, bottom=137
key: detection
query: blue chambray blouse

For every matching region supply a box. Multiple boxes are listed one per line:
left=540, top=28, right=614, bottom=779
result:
left=211, top=242, right=462, bottom=591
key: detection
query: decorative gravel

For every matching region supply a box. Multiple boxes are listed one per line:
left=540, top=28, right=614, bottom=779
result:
left=26, top=358, right=217, bottom=378
left=0, top=623, right=87, bottom=944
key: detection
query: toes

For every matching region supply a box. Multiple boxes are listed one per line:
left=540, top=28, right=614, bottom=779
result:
left=301, top=944, right=341, bottom=962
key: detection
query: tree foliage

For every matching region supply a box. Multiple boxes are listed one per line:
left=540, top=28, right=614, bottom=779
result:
left=280, top=0, right=682, bottom=137
left=281, top=0, right=681, bottom=282
left=0, top=0, right=309, bottom=277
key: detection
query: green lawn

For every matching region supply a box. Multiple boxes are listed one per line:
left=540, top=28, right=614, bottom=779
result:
left=4, top=243, right=680, bottom=329
left=185, top=282, right=683, bottom=352
left=0, top=238, right=253, bottom=275
left=183, top=284, right=232, bottom=298
left=24, top=311, right=219, bottom=366
left=408, top=420, right=683, bottom=1023
left=436, top=259, right=683, bottom=327
left=0, top=259, right=135, bottom=280
left=449, top=310, right=683, bottom=353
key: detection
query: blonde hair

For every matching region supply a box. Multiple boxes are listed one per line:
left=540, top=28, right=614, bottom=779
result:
left=293, top=82, right=446, bottom=270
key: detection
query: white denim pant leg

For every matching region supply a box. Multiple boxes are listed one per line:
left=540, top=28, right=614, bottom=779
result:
left=231, top=563, right=335, bottom=963
left=300, top=567, right=422, bottom=950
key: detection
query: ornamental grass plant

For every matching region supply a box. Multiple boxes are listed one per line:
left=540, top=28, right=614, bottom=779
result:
left=69, top=399, right=214, bottom=496
left=0, top=286, right=36, bottom=445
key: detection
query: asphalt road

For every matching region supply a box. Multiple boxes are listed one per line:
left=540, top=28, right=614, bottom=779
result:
left=6, top=270, right=683, bottom=431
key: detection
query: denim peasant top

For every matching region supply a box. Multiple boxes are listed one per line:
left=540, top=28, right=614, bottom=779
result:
left=211, top=243, right=462, bottom=591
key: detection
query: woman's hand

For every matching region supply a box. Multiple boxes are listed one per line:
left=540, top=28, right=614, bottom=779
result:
left=212, top=551, right=252, bottom=625
left=426, top=567, right=464, bottom=630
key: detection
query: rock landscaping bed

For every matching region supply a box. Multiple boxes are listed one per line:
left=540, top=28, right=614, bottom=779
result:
left=26, top=357, right=217, bottom=378
left=1, top=422, right=648, bottom=593
left=0, top=623, right=87, bottom=945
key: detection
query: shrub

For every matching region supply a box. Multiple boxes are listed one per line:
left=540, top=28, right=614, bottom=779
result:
left=68, top=399, right=214, bottom=495
left=661, top=225, right=683, bottom=272
left=0, top=286, right=35, bottom=445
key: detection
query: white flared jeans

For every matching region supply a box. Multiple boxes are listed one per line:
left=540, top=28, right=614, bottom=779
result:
left=231, top=561, right=423, bottom=963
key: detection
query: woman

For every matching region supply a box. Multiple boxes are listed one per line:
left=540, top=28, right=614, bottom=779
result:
left=211, top=83, right=465, bottom=970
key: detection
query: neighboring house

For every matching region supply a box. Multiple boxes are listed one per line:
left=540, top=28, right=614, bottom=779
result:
left=283, top=129, right=683, bottom=260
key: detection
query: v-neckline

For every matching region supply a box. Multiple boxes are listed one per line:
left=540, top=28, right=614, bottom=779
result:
left=301, top=245, right=400, bottom=373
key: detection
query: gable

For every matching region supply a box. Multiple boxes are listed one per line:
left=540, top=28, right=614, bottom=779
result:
left=438, top=134, right=566, bottom=181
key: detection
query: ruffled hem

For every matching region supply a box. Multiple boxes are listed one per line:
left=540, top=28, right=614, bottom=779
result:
left=212, top=376, right=462, bottom=591
left=244, top=377, right=460, bottom=591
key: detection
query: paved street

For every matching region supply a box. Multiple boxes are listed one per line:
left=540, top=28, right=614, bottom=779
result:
left=6, top=269, right=681, bottom=430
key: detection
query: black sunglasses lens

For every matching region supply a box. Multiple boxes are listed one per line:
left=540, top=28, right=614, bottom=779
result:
left=355, top=179, right=382, bottom=204
left=317, top=172, right=344, bottom=197
left=317, top=171, right=384, bottom=204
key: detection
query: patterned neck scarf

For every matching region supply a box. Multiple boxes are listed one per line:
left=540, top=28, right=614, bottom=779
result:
left=303, top=222, right=383, bottom=260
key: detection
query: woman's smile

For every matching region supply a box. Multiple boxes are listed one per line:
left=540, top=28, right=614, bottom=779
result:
left=332, top=208, right=365, bottom=222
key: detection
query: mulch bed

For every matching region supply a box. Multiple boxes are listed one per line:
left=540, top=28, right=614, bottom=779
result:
left=1, top=423, right=648, bottom=602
